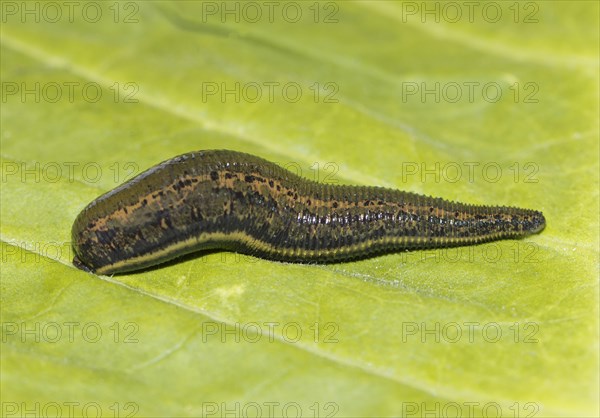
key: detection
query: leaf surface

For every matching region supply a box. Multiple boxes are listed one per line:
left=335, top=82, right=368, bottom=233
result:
left=1, top=1, right=598, bottom=416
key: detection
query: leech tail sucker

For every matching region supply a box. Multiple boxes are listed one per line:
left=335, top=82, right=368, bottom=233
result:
left=71, top=150, right=546, bottom=274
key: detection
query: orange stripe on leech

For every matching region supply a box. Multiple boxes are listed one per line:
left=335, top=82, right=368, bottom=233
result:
left=90, top=173, right=212, bottom=230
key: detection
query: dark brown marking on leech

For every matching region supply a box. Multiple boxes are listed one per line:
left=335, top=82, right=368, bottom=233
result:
left=71, top=150, right=546, bottom=274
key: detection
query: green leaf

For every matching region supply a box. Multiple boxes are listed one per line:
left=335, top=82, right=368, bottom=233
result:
left=1, top=1, right=598, bottom=417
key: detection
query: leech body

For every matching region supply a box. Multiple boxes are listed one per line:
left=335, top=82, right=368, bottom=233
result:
left=71, top=150, right=545, bottom=274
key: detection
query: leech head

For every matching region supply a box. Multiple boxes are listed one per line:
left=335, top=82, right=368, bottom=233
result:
left=528, top=211, right=546, bottom=235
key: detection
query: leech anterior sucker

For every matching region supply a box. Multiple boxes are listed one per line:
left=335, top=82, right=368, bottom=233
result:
left=71, top=150, right=546, bottom=274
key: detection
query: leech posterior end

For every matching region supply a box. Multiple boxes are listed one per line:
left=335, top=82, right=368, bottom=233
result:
left=72, top=255, right=95, bottom=273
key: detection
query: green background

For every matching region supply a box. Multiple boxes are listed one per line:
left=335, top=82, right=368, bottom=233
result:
left=1, top=1, right=598, bottom=417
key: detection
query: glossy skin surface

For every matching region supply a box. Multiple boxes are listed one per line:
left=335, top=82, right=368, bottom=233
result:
left=72, top=150, right=546, bottom=274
